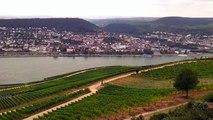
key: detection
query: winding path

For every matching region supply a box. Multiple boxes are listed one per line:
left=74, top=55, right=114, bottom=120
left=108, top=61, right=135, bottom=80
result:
left=23, top=72, right=136, bottom=120
left=24, top=60, right=196, bottom=120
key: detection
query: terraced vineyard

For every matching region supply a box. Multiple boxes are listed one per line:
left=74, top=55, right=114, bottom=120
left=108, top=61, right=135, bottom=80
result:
left=36, top=85, right=175, bottom=120
left=0, top=66, right=140, bottom=111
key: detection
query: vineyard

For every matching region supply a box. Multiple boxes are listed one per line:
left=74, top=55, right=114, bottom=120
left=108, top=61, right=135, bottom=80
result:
left=0, top=89, right=90, bottom=120
left=0, top=66, right=140, bottom=111
left=140, top=60, right=213, bottom=80
left=112, top=60, right=213, bottom=89
left=0, top=59, right=212, bottom=120
left=36, top=85, right=175, bottom=120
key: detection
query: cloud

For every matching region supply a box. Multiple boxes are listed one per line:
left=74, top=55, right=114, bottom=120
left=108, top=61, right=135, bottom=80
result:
left=0, top=0, right=212, bottom=18
left=199, top=0, right=213, bottom=1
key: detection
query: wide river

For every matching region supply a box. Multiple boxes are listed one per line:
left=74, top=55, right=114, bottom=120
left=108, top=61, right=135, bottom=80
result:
left=0, top=54, right=212, bottom=85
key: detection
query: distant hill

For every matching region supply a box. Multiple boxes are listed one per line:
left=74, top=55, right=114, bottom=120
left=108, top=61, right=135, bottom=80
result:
left=155, top=17, right=213, bottom=26
left=104, top=23, right=140, bottom=34
left=0, top=18, right=102, bottom=33
left=88, top=17, right=158, bottom=27
left=104, top=17, right=213, bottom=34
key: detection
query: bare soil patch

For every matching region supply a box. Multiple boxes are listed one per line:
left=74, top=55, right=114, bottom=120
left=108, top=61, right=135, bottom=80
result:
left=94, top=89, right=213, bottom=120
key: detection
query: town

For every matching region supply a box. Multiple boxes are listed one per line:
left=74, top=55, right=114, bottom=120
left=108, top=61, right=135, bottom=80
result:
left=0, top=27, right=213, bottom=57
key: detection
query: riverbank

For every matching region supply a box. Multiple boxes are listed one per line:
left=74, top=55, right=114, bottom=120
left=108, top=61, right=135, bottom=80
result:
left=0, top=66, right=115, bottom=86
left=0, top=54, right=212, bottom=85
left=0, top=52, right=211, bottom=58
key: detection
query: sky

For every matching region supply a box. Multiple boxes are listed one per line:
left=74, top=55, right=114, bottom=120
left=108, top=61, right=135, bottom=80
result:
left=0, top=0, right=213, bottom=19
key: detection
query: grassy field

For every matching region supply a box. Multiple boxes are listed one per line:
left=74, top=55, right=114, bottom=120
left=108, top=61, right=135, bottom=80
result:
left=111, top=76, right=174, bottom=89
left=36, top=85, right=175, bottom=120
left=112, top=60, right=213, bottom=89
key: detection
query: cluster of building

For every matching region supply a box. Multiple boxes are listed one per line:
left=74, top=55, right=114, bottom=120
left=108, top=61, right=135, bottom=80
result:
left=0, top=27, right=213, bottom=56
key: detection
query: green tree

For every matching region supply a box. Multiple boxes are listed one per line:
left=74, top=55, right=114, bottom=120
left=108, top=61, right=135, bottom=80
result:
left=174, top=68, right=199, bottom=98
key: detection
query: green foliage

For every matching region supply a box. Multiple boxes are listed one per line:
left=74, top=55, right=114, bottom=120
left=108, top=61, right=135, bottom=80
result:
left=173, top=68, right=199, bottom=97
left=202, top=92, right=213, bottom=102
left=137, top=115, right=144, bottom=120
left=0, top=89, right=89, bottom=120
left=165, top=101, right=213, bottom=120
left=36, top=85, right=174, bottom=120
left=0, top=18, right=101, bottom=33
left=131, top=115, right=144, bottom=120
left=186, top=101, right=208, bottom=111
left=0, top=66, right=139, bottom=110
left=104, top=17, right=213, bottom=35
left=150, top=113, right=169, bottom=120
left=140, top=60, right=213, bottom=80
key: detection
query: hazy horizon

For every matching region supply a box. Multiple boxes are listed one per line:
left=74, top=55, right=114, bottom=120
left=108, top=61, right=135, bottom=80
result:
left=0, top=0, right=212, bottom=19
left=0, top=16, right=213, bottom=20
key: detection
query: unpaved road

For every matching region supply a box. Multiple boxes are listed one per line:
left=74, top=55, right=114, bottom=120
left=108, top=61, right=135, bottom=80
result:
left=123, top=89, right=212, bottom=120
left=24, top=60, right=196, bottom=120
left=24, top=72, right=136, bottom=120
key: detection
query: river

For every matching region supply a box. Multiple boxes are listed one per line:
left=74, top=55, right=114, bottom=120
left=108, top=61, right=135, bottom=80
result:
left=0, top=54, right=212, bottom=85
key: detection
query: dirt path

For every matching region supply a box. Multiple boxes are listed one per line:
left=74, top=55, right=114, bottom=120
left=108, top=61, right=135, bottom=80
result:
left=23, top=60, right=196, bottom=120
left=63, top=70, right=87, bottom=78
left=23, top=72, right=136, bottom=120
left=140, top=90, right=212, bottom=120
left=24, top=92, right=94, bottom=120
left=141, top=103, right=187, bottom=120
left=138, top=61, right=195, bottom=74
left=0, top=85, right=30, bottom=92
left=102, top=89, right=212, bottom=120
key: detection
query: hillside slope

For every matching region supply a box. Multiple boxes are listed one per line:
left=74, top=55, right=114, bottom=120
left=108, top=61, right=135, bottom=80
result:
left=104, top=17, right=213, bottom=34
left=89, top=17, right=158, bottom=27
left=0, top=18, right=101, bottom=33
left=155, top=17, right=213, bottom=26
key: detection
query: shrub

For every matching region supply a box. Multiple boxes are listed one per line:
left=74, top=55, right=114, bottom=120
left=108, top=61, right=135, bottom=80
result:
left=136, top=115, right=144, bottom=120
left=150, top=113, right=169, bottom=120
left=131, top=115, right=144, bottom=120
left=166, top=100, right=212, bottom=120
left=203, top=92, right=213, bottom=102
left=192, top=101, right=208, bottom=111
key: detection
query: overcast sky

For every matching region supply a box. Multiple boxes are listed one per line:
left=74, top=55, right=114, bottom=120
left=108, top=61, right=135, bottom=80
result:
left=0, top=0, right=213, bottom=18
